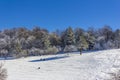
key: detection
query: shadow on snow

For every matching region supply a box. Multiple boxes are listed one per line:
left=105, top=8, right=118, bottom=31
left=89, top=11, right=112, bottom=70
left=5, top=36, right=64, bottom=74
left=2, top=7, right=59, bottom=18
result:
left=29, top=56, right=69, bottom=62
left=0, top=57, right=15, bottom=60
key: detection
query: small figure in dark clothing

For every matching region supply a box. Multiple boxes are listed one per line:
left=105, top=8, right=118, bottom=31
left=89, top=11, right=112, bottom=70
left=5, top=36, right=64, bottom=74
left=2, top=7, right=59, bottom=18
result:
left=78, top=47, right=83, bottom=55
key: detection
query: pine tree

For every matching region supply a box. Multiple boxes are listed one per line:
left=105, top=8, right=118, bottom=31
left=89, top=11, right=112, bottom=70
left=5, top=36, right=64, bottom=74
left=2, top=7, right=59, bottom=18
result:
left=49, top=32, right=60, bottom=46
left=41, top=31, right=50, bottom=49
left=75, top=28, right=88, bottom=50
left=76, top=35, right=88, bottom=50
left=64, top=27, right=75, bottom=45
left=85, top=28, right=96, bottom=50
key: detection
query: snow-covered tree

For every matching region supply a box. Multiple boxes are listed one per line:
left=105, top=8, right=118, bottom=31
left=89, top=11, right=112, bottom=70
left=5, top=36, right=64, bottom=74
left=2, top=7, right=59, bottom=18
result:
left=64, top=27, right=75, bottom=45
left=49, top=32, right=61, bottom=46
left=75, top=28, right=88, bottom=50
left=0, top=39, right=7, bottom=49
left=86, top=27, right=96, bottom=50
left=0, top=25, right=120, bottom=57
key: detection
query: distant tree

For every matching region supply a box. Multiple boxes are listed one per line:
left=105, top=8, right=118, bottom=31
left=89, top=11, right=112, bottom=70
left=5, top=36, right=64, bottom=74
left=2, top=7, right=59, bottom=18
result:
left=114, top=29, right=120, bottom=48
left=32, top=27, right=50, bottom=49
left=74, top=27, right=84, bottom=44
left=0, top=39, right=7, bottom=50
left=49, top=32, right=61, bottom=46
left=32, top=27, right=42, bottom=39
left=100, top=26, right=114, bottom=42
left=75, top=28, right=88, bottom=50
left=3, top=28, right=16, bottom=38
left=16, top=27, right=29, bottom=39
left=42, top=32, right=50, bottom=49
left=76, top=35, right=88, bottom=50
left=86, top=27, right=96, bottom=50
left=14, top=39, right=22, bottom=54
left=64, top=27, right=75, bottom=45
left=26, top=36, right=36, bottom=49
left=94, top=26, right=114, bottom=50
left=60, top=30, right=66, bottom=48
left=19, top=38, right=28, bottom=49
left=94, top=36, right=105, bottom=50
left=0, top=49, right=8, bottom=59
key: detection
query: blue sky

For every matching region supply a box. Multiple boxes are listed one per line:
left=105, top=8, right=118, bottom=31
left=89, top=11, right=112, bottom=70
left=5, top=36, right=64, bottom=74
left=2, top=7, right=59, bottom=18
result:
left=0, top=0, right=120, bottom=31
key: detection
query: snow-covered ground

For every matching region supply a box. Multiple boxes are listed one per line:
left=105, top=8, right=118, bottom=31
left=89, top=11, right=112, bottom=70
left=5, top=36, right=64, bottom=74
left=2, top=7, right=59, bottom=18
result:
left=1, top=49, right=120, bottom=80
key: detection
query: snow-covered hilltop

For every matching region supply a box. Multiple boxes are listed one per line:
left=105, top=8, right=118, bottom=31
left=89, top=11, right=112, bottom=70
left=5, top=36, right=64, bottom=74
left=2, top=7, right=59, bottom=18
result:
left=1, top=49, right=120, bottom=80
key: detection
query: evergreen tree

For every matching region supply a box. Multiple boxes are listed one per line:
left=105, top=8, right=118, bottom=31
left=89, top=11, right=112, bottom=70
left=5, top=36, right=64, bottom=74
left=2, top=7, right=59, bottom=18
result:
left=86, top=27, right=96, bottom=50
left=100, top=26, right=114, bottom=42
left=42, top=32, right=50, bottom=49
left=75, top=28, right=88, bottom=50
left=94, top=26, right=114, bottom=49
left=49, top=32, right=60, bottom=46
left=64, top=27, right=75, bottom=45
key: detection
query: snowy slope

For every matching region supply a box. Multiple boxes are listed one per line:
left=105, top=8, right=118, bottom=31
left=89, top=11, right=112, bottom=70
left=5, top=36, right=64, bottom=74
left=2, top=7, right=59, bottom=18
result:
left=1, top=49, right=120, bottom=80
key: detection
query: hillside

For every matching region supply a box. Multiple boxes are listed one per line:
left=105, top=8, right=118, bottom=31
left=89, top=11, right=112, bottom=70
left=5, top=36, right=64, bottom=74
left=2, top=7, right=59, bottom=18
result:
left=1, top=49, right=120, bottom=80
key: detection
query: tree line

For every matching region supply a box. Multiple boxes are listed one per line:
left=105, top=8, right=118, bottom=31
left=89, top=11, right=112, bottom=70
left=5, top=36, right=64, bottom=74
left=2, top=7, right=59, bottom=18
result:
left=0, top=25, right=120, bottom=58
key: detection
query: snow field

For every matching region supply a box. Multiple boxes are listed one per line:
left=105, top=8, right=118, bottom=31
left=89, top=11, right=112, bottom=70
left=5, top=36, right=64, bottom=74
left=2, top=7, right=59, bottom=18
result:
left=0, top=49, right=120, bottom=80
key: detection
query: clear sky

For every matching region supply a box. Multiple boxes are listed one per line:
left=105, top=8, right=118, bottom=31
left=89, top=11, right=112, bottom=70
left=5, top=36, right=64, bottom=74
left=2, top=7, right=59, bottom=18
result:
left=0, top=0, right=120, bottom=31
